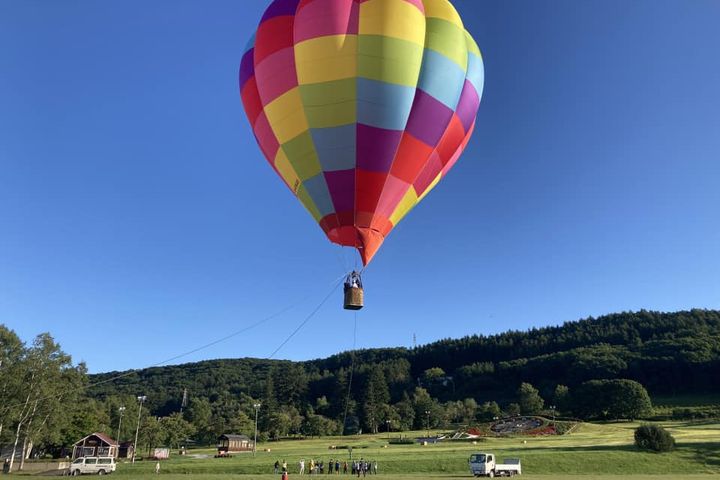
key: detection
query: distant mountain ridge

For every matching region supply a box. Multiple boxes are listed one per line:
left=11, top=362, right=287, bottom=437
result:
left=88, top=309, right=720, bottom=416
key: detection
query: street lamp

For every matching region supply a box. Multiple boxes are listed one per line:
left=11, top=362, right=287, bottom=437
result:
left=385, top=420, right=391, bottom=441
left=425, top=410, right=431, bottom=439
left=117, top=406, right=126, bottom=445
left=132, top=396, right=146, bottom=464
left=550, top=405, right=556, bottom=426
left=253, top=403, right=261, bottom=458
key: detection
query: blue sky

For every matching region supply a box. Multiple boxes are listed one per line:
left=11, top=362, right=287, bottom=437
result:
left=1, top=0, right=719, bottom=374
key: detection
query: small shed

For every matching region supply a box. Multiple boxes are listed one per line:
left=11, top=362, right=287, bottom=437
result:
left=118, top=441, right=135, bottom=459
left=72, top=433, right=118, bottom=459
left=216, top=434, right=253, bottom=456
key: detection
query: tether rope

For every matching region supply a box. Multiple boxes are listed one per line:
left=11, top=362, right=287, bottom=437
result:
left=341, top=309, right=358, bottom=435
left=0, top=272, right=347, bottom=414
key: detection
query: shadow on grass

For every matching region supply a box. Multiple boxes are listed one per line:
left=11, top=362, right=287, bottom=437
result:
left=506, top=441, right=720, bottom=456
left=686, top=442, right=720, bottom=467
left=674, top=420, right=720, bottom=427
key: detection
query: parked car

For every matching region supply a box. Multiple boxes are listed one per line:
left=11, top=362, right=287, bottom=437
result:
left=68, top=456, right=116, bottom=475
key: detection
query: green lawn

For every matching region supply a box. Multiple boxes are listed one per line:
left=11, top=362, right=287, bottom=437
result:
left=100, top=421, right=720, bottom=479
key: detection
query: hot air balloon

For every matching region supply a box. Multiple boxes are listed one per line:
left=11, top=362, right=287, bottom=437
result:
left=239, top=0, right=484, bottom=269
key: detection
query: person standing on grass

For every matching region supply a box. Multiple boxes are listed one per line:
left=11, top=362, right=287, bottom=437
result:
left=299, top=459, right=305, bottom=475
left=282, top=470, right=289, bottom=480
left=275, top=460, right=280, bottom=474
left=155, top=462, right=160, bottom=474
left=373, top=461, right=377, bottom=475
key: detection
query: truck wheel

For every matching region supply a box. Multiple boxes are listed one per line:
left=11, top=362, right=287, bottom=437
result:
left=98, top=470, right=106, bottom=475
left=488, top=471, right=494, bottom=478
left=72, top=470, right=80, bottom=476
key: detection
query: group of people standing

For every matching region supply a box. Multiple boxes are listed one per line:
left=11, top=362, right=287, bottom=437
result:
left=274, top=458, right=378, bottom=477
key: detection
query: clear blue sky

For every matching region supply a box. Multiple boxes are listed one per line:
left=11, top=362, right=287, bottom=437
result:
left=2, top=0, right=719, bottom=374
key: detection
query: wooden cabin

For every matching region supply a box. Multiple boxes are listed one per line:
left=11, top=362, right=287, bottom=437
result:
left=72, top=433, right=118, bottom=459
left=216, top=434, right=253, bottom=456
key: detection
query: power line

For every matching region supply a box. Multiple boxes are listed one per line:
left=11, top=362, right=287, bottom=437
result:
left=266, top=277, right=343, bottom=360
left=1, top=273, right=347, bottom=414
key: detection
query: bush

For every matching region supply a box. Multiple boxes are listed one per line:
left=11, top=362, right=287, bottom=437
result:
left=634, top=424, right=675, bottom=452
left=552, top=421, right=577, bottom=435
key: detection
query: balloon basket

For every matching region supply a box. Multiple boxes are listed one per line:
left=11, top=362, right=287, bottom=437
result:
left=344, top=287, right=364, bottom=310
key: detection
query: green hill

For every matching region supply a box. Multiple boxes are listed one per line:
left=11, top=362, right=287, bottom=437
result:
left=88, top=310, right=720, bottom=431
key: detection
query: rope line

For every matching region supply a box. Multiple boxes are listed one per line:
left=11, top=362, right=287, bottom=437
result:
left=341, top=309, right=358, bottom=435
left=0, top=273, right=347, bottom=414
left=266, top=277, right=343, bottom=359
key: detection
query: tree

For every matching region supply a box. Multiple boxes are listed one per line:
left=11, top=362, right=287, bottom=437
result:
left=161, top=413, right=195, bottom=449
left=302, top=414, right=339, bottom=437
left=572, top=379, right=652, bottom=420
left=259, top=370, right=278, bottom=434
left=553, top=385, right=570, bottom=413
left=0, top=326, right=25, bottom=446
left=608, top=380, right=652, bottom=420
left=411, top=387, right=443, bottom=429
left=186, top=397, right=213, bottom=444
left=518, top=382, right=544, bottom=415
left=140, top=416, right=163, bottom=454
left=361, top=365, right=390, bottom=433
left=635, top=424, right=675, bottom=452
left=478, top=401, right=502, bottom=421
left=422, top=367, right=446, bottom=383
left=273, top=363, right=308, bottom=409
left=393, top=394, right=415, bottom=431
left=226, top=411, right=254, bottom=437
left=266, top=405, right=302, bottom=439
left=505, top=403, right=521, bottom=416
left=7, top=333, right=81, bottom=471
left=461, top=398, right=478, bottom=423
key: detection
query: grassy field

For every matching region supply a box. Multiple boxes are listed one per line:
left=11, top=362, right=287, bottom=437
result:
left=98, top=421, right=720, bottom=479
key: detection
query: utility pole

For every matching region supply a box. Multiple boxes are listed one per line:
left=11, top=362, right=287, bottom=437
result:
left=117, top=406, right=126, bottom=445
left=180, top=388, right=188, bottom=415
left=132, top=396, right=146, bottom=463
left=253, top=403, right=261, bottom=458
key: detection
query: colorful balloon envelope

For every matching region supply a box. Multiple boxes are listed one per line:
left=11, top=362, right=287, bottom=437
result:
left=239, top=0, right=484, bottom=265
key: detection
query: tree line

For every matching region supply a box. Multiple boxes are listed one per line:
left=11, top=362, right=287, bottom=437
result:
left=1, top=309, right=718, bottom=462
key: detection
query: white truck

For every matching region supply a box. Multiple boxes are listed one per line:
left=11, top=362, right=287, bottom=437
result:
left=469, top=453, right=521, bottom=477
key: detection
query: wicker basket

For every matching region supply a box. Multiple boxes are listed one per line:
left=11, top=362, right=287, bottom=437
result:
left=344, top=287, right=364, bottom=310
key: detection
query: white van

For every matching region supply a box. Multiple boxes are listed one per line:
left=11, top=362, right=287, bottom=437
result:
left=69, top=457, right=116, bottom=475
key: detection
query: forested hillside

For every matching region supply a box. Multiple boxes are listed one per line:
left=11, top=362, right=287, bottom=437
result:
left=86, top=310, right=719, bottom=440
left=3, top=310, right=718, bottom=458
left=91, top=309, right=720, bottom=404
